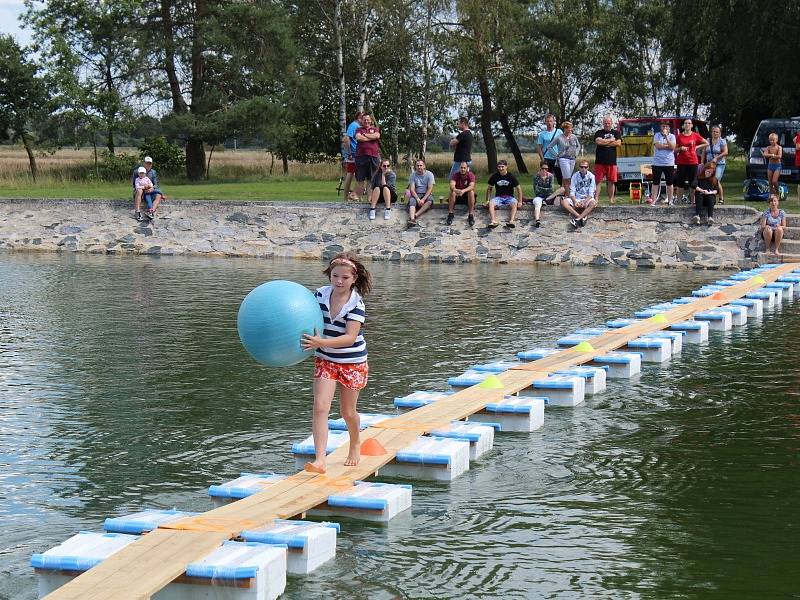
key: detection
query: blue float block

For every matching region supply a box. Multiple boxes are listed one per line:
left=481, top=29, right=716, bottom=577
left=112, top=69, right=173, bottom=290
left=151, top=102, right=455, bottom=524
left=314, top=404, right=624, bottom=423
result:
left=714, top=280, right=738, bottom=287
left=292, top=431, right=350, bottom=468
left=240, top=520, right=339, bottom=574
left=208, top=472, right=289, bottom=507
left=554, top=366, right=607, bottom=394
left=625, top=337, right=671, bottom=362
left=766, top=281, right=792, bottom=301
left=718, top=304, right=748, bottom=326
left=669, top=320, right=709, bottom=343
left=32, top=532, right=140, bottom=597
left=471, top=360, right=521, bottom=373
left=745, top=289, right=776, bottom=309
left=430, top=422, right=495, bottom=460
left=729, top=273, right=754, bottom=281
left=574, top=327, right=611, bottom=336
left=328, top=412, right=393, bottom=431
left=104, top=509, right=198, bottom=535
left=694, top=310, right=732, bottom=330
left=307, top=481, right=412, bottom=523
left=730, top=297, right=764, bottom=318
left=606, top=318, right=641, bottom=329
left=379, top=436, right=471, bottom=482
left=646, top=330, right=683, bottom=353
left=448, top=369, right=494, bottom=390
left=673, top=296, right=699, bottom=304
left=517, top=347, right=560, bottom=361
left=555, top=334, right=593, bottom=347
left=469, top=396, right=545, bottom=432
left=531, top=375, right=585, bottom=407
left=590, top=351, right=642, bottom=378
left=635, top=307, right=672, bottom=318
left=393, top=390, right=453, bottom=411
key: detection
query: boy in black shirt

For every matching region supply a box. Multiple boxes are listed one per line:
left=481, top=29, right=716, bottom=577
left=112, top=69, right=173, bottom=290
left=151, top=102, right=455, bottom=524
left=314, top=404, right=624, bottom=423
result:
left=486, top=160, right=522, bottom=228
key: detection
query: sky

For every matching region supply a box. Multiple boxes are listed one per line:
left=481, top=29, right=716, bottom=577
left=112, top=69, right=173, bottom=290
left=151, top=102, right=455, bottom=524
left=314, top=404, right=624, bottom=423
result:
left=0, top=0, right=31, bottom=45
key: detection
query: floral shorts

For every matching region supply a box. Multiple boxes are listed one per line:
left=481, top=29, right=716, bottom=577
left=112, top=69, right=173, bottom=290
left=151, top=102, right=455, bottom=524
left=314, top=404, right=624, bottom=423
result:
left=314, top=357, right=369, bottom=390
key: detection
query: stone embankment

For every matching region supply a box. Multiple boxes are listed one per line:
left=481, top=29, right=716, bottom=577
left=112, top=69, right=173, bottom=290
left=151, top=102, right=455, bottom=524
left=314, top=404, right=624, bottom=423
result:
left=0, top=198, right=775, bottom=269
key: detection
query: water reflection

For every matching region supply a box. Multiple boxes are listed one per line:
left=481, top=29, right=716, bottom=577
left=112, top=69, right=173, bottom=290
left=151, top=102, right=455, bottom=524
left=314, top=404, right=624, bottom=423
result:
left=1, top=254, right=798, bottom=599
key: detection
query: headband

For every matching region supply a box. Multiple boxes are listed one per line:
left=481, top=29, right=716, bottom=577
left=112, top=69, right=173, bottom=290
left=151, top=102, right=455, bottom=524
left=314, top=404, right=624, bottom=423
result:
left=330, top=257, right=357, bottom=270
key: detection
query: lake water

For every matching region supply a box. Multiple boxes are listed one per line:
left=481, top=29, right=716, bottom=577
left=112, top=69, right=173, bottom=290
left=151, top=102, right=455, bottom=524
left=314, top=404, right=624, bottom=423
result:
left=1, top=254, right=798, bottom=600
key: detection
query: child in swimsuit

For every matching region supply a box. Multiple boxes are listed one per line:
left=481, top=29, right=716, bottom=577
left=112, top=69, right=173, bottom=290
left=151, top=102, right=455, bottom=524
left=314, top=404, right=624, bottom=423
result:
left=762, top=132, right=783, bottom=194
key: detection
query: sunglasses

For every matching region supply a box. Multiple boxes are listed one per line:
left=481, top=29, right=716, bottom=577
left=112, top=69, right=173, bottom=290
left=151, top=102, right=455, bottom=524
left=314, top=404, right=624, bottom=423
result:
left=579, top=165, right=589, bottom=169
left=381, top=164, right=390, bottom=167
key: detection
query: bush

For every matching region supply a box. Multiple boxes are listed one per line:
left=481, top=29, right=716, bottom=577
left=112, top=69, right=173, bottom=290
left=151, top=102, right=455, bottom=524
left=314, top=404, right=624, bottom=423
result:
left=86, top=151, right=139, bottom=182
left=138, top=137, right=186, bottom=175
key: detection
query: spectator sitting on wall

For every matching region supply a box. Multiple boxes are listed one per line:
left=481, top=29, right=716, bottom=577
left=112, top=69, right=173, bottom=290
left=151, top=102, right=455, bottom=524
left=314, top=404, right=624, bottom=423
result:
left=563, top=160, right=596, bottom=229
left=131, top=156, right=166, bottom=221
left=486, top=159, right=521, bottom=229
left=447, top=161, right=476, bottom=227
left=368, top=159, right=396, bottom=221
left=531, top=163, right=564, bottom=228
left=407, top=158, right=435, bottom=227
left=760, top=193, right=786, bottom=256
left=693, top=161, right=718, bottom=226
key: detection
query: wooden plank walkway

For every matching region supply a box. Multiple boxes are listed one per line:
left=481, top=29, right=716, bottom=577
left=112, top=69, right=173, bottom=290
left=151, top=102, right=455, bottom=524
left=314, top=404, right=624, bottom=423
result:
left=45, top=264, right=797, bottom=599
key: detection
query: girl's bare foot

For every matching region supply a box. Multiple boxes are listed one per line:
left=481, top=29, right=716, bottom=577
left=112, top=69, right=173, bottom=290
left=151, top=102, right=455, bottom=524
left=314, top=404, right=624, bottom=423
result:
left=344, top=442, right=361, bottom=467
left=304, top=460, right=326, bottom=474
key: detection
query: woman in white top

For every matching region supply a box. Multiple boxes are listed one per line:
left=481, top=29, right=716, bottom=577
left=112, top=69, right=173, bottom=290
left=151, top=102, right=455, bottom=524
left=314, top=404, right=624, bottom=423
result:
left=545, top=121, right=580, bottom=195
left=704, top=125, right=728, bottom=203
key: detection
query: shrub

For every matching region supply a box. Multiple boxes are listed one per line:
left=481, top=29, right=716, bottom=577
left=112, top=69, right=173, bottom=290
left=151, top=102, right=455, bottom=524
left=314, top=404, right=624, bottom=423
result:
left=138, top=137, right=186, bottom=175
left=86, top=151, right=139, bottom=182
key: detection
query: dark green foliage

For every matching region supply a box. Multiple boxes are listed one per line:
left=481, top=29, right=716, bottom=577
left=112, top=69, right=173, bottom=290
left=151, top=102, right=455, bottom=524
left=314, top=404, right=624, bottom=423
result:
left=138, top=137, right=186, bottom=175
left=90, top=151, right=139, bottom=182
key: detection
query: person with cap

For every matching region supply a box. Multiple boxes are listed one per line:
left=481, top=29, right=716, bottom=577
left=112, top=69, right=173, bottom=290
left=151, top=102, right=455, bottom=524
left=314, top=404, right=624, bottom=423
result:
left=131, top=156, right=165, bottom=221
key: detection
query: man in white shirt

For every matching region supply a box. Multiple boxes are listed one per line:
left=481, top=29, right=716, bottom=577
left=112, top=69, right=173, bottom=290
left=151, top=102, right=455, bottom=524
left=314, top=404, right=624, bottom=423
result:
left=563, top=160, right=597, bottom=228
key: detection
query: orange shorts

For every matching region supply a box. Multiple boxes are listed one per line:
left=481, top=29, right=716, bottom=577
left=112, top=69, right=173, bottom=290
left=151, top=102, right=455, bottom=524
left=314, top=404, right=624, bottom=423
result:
left=345, top=161, right=356, bottom=174
left=314, top=357, right=369, bottom=390
left=594, top=163, right=618, bottom=183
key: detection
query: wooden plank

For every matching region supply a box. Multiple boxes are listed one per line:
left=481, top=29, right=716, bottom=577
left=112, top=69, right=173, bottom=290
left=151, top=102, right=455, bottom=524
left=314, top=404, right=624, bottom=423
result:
left=52, top=264, right=796, bottom=599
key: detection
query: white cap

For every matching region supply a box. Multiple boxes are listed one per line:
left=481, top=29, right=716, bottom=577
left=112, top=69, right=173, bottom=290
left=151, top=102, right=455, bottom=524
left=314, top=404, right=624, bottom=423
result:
left=144, top=156, right=153, bottom=163
left=137, top=167, right=146, bottom=173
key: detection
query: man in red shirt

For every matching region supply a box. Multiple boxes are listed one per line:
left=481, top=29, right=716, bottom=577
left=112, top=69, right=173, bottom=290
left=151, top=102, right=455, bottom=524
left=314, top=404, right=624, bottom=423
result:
left=674, top=118, right=708, bottom=204
left=355, top=114, right=381, bottom=195
left=447, top=162, right=476, bottom=226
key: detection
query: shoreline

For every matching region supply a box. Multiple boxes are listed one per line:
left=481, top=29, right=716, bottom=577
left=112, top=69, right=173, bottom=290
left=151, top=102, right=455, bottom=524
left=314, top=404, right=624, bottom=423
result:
left=0, top=198, right=764, bottom=269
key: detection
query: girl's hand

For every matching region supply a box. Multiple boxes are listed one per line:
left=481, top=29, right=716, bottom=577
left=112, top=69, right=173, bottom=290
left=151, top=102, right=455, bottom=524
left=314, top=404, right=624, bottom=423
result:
left=301, top=330, right=323, bottom=350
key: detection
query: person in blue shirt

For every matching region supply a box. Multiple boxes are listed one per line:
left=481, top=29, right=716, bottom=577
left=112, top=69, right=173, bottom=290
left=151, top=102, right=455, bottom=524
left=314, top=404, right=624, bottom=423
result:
left=536, top=113, right=563, bottom=185
left=342, top=112, right=363, bottom=201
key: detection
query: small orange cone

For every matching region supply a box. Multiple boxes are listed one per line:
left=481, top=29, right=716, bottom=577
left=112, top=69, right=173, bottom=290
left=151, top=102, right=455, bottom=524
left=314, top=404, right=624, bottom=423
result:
left=360, top=438, right=387, bottom=456
left=712, top=291, right=726, bottom=300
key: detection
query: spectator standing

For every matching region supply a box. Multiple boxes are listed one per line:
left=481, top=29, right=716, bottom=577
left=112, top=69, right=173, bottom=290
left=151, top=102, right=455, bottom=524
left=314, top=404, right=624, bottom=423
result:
left=593, top=115, right=622, bottom=204
left=447, top=161, right=476, bottom=227
left=448, top=118, right=473, bottom=179
left=693, top=162, right=718, bottom=226
left=652, top=122, right=676, bottom=205
left=545, top=121, right=580, bottom=196
left=675, top=118, right=708, bottom=204
left=703, top=125, right=728, bottom=204
left=563, top=160, right=597, bottom=228
left=536, top=113, right=563, bottom=185
left=407, top=159, right=435, bottom=227
left=761, top=132, right=783, bottom=195
left=760, top=194, right=786, bottom=256
left=343, top=112, right=363, bottom=201
left=368, top=159, right=396, bottom=221
left=486, top=159, right=521, bottom=229
left=355, top=114, right=381, bottom=195
left=795, top=130, right=800, bottom=202
left=531, top=163, right=562, bottom=228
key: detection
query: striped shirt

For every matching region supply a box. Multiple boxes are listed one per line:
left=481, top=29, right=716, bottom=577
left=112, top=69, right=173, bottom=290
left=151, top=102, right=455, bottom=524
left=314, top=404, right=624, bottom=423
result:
left=314, top=286, right=367, bottom=364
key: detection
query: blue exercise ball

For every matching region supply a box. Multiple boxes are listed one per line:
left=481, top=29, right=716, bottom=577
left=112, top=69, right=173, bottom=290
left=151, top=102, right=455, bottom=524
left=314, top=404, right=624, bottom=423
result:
left=237, top=280, right=324, bottom=367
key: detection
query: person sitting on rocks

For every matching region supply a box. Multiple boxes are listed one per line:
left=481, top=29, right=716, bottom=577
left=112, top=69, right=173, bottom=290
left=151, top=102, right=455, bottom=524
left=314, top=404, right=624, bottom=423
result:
left=133, top=167, right=164, bottom=221
left=563, top=160, right=596, bottom=229
left=131, top=156, right=166, bottom=221
left=531, top=163, right=564, bottom=228
left=368, top=159, right=396, bottom=221
left=486, top=159, right=521, bottom=229
left=447, top=161, right=476, bottom=227
left=407, top=159, right=435, bottom=227
left=760, top=193, right=786, bottom=256
left=693, top=161, right=718, bottom=226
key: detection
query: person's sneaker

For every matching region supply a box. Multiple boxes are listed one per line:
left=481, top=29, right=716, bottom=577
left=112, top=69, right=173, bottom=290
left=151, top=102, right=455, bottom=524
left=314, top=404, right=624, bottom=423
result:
left=570, top=217, right=578, bottom=228
left=535, top=219, right=541, bottom=228
left=692, top=215, right=701, bottom=225
left=446, top=212, right=454, bottom=226
left=407, top=218, right=417, bottom=227
left=384, top=209, right=391, bottom=220
left=468, top=214, right=475, bottom=227
left=504, top=221, right=516, bottom=228
left=488, top=221, right=500, bottom=228
left=578, top=217, right=586, bottom=227
left=368, top=209, right=376, bottom=220
left=135, top=211, right=143, bottom=222
left=146, top=209, right=155, bottom=220
left=707, top=217, right=714, bottom=226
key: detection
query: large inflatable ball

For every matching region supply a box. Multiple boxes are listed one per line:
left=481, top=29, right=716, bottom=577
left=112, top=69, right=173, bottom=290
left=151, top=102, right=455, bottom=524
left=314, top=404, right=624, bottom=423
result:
left=237, top=280, right=324, bottom=367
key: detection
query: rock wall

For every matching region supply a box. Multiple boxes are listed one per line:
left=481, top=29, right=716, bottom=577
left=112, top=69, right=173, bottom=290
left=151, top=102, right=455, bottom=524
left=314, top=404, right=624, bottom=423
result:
left=0, top=199, right=765, bottom=269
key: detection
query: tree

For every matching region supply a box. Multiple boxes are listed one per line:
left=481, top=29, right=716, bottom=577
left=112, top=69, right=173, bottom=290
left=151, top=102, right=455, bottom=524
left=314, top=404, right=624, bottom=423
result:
left=0, top=35, right=53, bottom=180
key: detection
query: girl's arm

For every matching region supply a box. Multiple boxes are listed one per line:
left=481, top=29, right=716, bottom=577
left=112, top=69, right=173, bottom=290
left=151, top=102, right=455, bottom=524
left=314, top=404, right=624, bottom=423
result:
left=760, top=216, right=767, bottom=230
left=301, top=320, right=362, bottom=350
left=718, top=142, right=728, bottom=160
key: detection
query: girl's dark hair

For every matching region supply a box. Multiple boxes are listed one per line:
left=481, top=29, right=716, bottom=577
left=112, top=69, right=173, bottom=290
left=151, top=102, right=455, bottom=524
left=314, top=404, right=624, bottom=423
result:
left=698, top=161, right=718, bottom=188
left=323, top=252, right=372, bottom=296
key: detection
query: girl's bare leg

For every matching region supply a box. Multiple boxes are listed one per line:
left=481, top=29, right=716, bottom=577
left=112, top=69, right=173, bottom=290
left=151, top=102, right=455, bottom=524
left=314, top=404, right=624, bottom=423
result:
left=340, top=385, right=361, bottom=466
left=762, top=228, right=773, bottom=254
left=774, top=227, right=784, bottom=256
left=306, top=378, right=337, bottom=473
